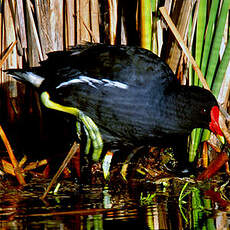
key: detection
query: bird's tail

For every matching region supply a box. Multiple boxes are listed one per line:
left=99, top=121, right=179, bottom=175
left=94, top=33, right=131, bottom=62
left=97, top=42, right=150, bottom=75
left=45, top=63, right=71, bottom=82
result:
left=5, top=69, right=44, bottom=88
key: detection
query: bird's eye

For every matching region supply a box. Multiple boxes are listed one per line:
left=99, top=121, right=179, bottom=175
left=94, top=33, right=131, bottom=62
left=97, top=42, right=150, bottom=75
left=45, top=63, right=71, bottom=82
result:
left=201, top=108, right=207, bottom=115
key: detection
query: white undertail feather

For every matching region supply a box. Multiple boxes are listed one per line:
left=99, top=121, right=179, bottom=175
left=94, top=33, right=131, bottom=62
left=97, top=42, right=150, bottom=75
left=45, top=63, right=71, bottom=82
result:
left=25, top=72, right=45, bottom=87
left=7, top=70, right=45, bottom=88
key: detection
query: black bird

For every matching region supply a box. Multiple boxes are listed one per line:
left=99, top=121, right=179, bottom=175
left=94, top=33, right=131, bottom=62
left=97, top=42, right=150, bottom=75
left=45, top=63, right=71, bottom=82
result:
left=6, top=43, right=224, bottom=168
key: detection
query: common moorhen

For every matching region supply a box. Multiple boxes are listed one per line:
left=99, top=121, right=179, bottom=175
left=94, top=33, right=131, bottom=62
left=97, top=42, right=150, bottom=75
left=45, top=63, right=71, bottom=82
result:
left=6, top=44, right=224, bottom=168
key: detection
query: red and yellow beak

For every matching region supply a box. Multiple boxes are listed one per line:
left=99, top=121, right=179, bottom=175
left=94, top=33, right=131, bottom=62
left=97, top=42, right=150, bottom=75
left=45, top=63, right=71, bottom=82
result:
left=209, top=106, right=225, bottom=144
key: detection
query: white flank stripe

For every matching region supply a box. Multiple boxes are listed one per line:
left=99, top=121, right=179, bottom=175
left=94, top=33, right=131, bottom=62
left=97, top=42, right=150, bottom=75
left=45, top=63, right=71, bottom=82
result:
left=56, top=79, right=83, bottom=88
left=102, top=79, right=128, bottom=89
left=56, top=75, right=128, bottom=90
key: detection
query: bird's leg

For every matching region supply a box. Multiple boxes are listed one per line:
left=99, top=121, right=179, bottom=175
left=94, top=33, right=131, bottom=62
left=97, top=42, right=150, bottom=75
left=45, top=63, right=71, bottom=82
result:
left=82, top=125, right=91, bottom=155
left=102, top=151, right=114, bottom=180
left=78, top=111, right=103, bottom=161
left=76, top=121, right=81, bottom=140
left=40, top=91, right=103, bottom=161
left=76, top=121, right=91, bottom=155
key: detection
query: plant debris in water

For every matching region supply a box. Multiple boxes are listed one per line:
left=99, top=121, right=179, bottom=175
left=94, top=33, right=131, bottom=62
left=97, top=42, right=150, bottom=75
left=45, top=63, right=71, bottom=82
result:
left=0, top=143, right=230, bottom=230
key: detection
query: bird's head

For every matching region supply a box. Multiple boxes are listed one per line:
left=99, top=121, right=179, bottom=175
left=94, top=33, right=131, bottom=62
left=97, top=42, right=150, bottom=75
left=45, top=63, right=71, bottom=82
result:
left=179, top=86, right=225, bottom=143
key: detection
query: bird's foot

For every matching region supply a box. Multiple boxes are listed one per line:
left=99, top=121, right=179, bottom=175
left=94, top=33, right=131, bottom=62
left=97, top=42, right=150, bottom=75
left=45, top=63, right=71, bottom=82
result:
left=40, top=91, right=103, bottom=161
left=78, top=111, right=103, bottom=161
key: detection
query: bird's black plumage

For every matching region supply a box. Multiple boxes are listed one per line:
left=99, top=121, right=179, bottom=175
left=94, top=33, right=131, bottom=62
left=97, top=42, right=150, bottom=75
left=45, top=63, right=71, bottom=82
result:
left=6, top=44, right=223, bottom=161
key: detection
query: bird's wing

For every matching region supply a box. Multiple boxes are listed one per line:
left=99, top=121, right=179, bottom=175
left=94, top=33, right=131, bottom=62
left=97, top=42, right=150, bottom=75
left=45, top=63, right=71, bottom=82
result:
left=39, top=44, right=180, bottom=91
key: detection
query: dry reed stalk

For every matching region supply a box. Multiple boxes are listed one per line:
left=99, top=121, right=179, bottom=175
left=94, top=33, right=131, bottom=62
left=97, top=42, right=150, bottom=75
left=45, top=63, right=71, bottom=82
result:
left=78, top=0, right=91, bottom=43
left=0, top=2, right=25, bottom=185
left=49, top=0, right=64, bottom=51
left=218, top=65, right=230, bottom=108
left=26, top=0, right=44, bottom=62
left=120, top=18, right=127, bottom=45
left=2, top=159, right=15, bottom=175
left=19, top=155, right=27, bottom=168
left=65, top=0, right=75, bottom=47
left=188, top=0, right=200, bottom=51
left=156, top=20, right=163, bottom=56
left=0, top=41, right=17, bottom=68
left=0, top=125, right=26, bottom=185
left=2, top=0, right=20, bottom=124
left=16, top=0, right=27, bottom=49
left=218, top=16, right=230, bottom=108
left=135, top=1, right=139, bottom=33
left=90, top=0, right=100, bottom=43
left=25, top=0, right=41, bottom=66
left=182, top=0, right=200, bottom=85
left=34, top=0, right=52, bottom=56
left=108, top=0, right=118, bottom=44
left=177, top=0, right=198, bottom=82
left=23, top=159, right=48, bottom=171
left=34, top=0, right=46, bottom=58
left=178, top=0, right=199, bottom=78
left=3, top=0, right=17, bottom=74
left=165, top=0, right=194, bottom=73
left=76, top=0, right=81, bottom=43
left=160, top=7, right=209, bottom=90
left=75, top=0, right=99, bottom=43
left=41, top=142, right=79, bottom=199
left=0, top=1, right=2, bottom=56
left=202, top=141, right=208, bottom=168
left=164, top=0, right=173, bottom=15
left=31, top=1, right=51, bottom=132
left=0, top=4, right=2, bottom=82
left=81, top=15, right=98, bottom=43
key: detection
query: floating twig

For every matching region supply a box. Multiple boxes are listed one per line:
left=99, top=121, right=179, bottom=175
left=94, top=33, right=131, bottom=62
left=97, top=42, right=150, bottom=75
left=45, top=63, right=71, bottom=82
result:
left=21, top=208, right=114, bottom=217
left=41, top=142, right=79, bottom=199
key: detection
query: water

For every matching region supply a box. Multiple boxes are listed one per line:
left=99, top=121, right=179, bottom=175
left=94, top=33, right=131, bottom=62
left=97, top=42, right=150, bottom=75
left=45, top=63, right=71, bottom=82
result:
left=0, top=176, right=230, bottom=229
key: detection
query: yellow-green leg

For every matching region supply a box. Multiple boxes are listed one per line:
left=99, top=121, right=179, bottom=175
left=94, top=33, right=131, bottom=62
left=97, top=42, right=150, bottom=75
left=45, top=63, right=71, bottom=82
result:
left=76, top=121, right=91, bottom=155
left=40, top=91, right=103, bottom=161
